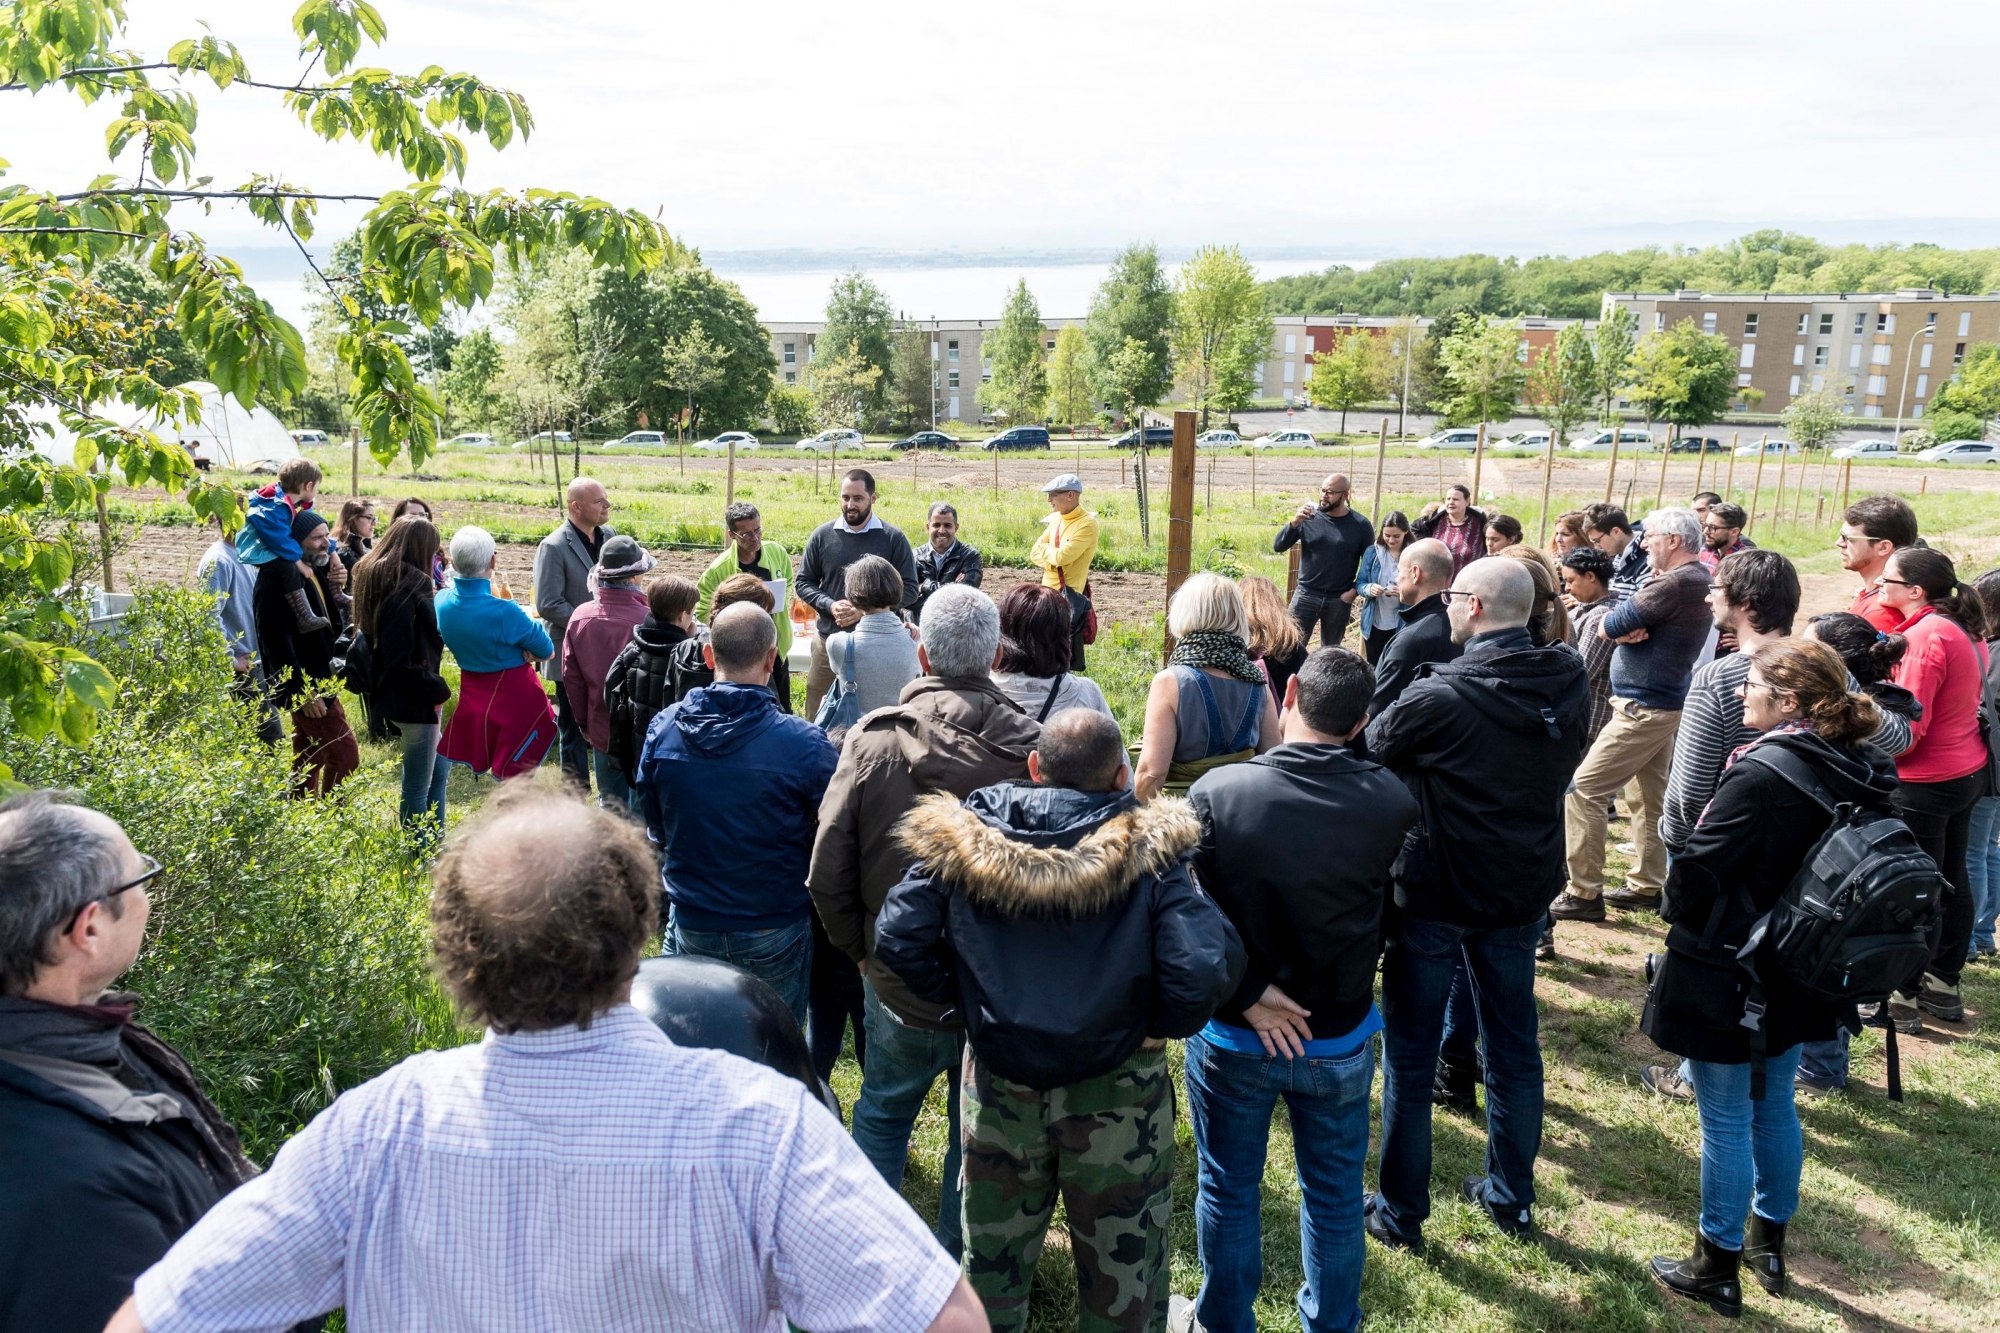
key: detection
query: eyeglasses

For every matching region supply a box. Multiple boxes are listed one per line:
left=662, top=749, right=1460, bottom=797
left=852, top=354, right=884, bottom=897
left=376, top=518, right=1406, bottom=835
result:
left=64, top=854, right=162, bottom=934
left=1835, top=533, right=1887, bottom=548
left=1736, top=679, right=1781, bottom=697
left=1438, top=589, right=1478, bottom=604
left=1875, top=576, right=1917, bottom=589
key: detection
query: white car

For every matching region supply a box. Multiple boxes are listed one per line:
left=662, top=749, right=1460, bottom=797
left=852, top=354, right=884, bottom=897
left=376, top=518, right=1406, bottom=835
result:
left=511, top=430, right=574, bottom=450
left=1497, top=430, right=1557, bottom=452
left=693, top=431, right=760, bottom=453
left=1249, top=429, right=1317, bottom=450
left=1914, top=439, right=2000, bottom=464
left=1415, top=428, right=1483, bottom=451
left=1830, top=439, right=1901, bottom=460
left=1196, top=429, right=1241, bottom=448
left=445, top=432, right=496, bottom=448
left=1733, top=439, right=1800, bottom=457
left=610, top=431, right=667, bottom=448
left=1569, top=428, right=1657, bottom=453
left=796, top=429, right=863, bottom=452
left=289, top=429, right=330, bottom=448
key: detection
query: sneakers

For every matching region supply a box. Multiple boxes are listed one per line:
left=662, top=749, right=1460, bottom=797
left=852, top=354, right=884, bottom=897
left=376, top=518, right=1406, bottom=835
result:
left=1536, top=923, right=1557, bottom=961
left=1614, top=841, right=1638, bottom=857
left=1793, top=1070, right=1842, bottom=1096
left=1884, top=991, right=1925, bottom=1035
left=1363, top=1192, right=1420, bottom=1252
left=1433, top=1059, right=1480, bottom=1114
left=1460, top=1175, right=1534, bottom=1239
left=1602, top=884, right=1662, bottom=913
left=1166, top=1294, right=1204, bottom=1333
left=1548, top=892, right=1606, bottom=922
left=1641, top=1063, right=1696, bottom=1103
left=1917, top=974, right=1965, bottom=1023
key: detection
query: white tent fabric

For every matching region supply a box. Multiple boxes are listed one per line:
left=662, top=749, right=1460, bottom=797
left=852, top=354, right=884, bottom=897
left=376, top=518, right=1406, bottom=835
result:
left=25, top=382, right=303, bottom=471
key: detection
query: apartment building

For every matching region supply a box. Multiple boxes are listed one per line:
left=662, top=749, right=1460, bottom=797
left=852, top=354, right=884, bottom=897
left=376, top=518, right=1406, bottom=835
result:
left=764, top=317, right=1082, bottom=424
left=1604, top=291, right=2000, bottom=421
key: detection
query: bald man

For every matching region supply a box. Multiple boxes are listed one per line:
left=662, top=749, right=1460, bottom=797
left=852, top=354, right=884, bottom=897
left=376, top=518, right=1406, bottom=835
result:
left=1367, top=536, right=1458, bottom=718
left=535, top=475, right=616, bottom=791
left=1274, top=471, right=1373, bottom=649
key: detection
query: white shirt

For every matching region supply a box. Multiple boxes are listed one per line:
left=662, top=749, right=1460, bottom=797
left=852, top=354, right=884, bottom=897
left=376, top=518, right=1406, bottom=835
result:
left=838, top=513, right=886, bottom=535
left=134, top=1005, right=958, bottom=1333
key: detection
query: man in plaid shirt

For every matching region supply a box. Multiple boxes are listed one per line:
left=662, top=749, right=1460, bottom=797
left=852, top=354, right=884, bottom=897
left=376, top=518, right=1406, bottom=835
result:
left=1559, top=546, right=1625, bottom=745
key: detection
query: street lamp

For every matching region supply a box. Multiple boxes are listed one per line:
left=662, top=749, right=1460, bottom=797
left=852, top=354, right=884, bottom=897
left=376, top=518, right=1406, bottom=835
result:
left=1892, top=315, right=1935, bottom=449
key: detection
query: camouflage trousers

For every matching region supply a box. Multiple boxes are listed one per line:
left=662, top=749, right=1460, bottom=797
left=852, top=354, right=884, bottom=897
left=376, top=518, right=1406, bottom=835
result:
left=961, top=1045, right=1174, bottom=1332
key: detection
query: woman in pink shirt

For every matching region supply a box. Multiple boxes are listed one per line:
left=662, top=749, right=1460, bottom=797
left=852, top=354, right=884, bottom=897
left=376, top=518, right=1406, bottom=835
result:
left=1877, top=547, right=1992, bottom=1032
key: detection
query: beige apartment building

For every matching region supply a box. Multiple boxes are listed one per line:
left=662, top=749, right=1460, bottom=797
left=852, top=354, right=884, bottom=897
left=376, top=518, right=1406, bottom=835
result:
left=764, top=317, right=1082, bottom=425
left=1604, top=291, right=2000, bottom=422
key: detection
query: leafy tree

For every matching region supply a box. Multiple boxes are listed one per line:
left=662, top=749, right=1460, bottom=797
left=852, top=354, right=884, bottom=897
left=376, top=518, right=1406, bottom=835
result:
left=1045, top=324, right=1091, bottom=428
left=1415, top=304, right=1479, bottom=415
left=1380, top=314, right=1428, bottom=434
left=644, top=267, right=772, bottom=434
left=1303, top=331, right=1383, bottom=432
left=1626, top=318, right=1736, bottom=440
left=1927, top=408, right=1987, bottom=443
left=1171, top=244, right=1269, bottom=429
left=1207, top=335, right=1263, bottom=423
left=1591, top=304, right=1638, bottom=427
left=1782, top=383, right=1849, bottom=453
left=1085, top=243, right=1173, bottom=422
left=1106, top=337, right=1163, bottom=543
left=886, top=325, right=933, bottom=433
left=1437, top=318, right=1525, bottom=427
left=658, top=321, right=729, bottom=440
left=766, top=382, right=815, bottom=436
left=1524, top=323, right=1596, bottom=450
left=819, top=271, right=893, bottom=415
left=438, top=326, right=501, bottom=433
left=980, top=280, right=1049, bottom=425
left=498, top=247, right=627, bottom=442
left=807, top=348, right=882, bottom=433
left=1928, top=343, right=2000, bottom=440
left=93, top=256, right=203, bottom=385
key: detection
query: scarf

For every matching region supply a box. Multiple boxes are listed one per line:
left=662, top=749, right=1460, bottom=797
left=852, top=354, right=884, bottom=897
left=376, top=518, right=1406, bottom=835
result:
left=0, top=993, right=133, bottom=1065
left=1169, top=630, right=1266, bottom=685
left=1725, top=717, right=1816, bottom=772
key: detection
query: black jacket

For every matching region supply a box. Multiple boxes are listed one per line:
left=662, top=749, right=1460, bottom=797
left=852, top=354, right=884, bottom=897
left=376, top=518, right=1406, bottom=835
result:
left=252, top=564, right=339, bottom=712
left=1190, top=743, right=1419, bottom=1039
left=363, top=567, right=451, bottom=725
left=874, top=783, right=1245, bottom=1089
left=914, top=540, right=984, bottom=618
left=1642, top=730, right=1899, bottom=1064
left=605, top=617, right=695, bottom=776
left=1368, top=593, right=1458, bottom=718
left=1410, top=505, right=1488, bottom=564
left=1366, top=627, right=1591, bottom=928
left=0, top=1001, right=256, bottom=1333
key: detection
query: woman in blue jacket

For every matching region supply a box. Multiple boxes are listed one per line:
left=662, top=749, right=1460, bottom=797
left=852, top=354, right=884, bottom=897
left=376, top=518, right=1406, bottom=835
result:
left=1355, top=511, right=1410, bottom=665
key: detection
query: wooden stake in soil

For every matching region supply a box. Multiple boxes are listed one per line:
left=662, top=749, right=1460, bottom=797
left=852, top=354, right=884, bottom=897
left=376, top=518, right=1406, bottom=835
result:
left=1163, top=411, right=1197, bottom=662
left=1287, top=544, right=1302, bottom=602
left=1746, top=436, right=1770, bottom=535
left=992, top=440, right=1000, bottom=499
left=1470, top=421, right=1487, bottom=503
left=1693, top=435, right=1709, bottom=494
left=1603, top=431, right=1622, bottom=503
left=349, top=425, right=360, bottom=498
left=1653, top=429, right=1671, bottom=509
left=725, top=440, right=737, bottom=512
left=1840, top=458, right=1853, bottom=513
left=1250, top=446, right=1258, bottom=508
left=1370, top=418, right=1389, bottom=524
left=1771, top=445, right=1790, bottom=540
left=1725, top=432, right=1739, bottom=498
left=1535, top=428, right=1557, bottom=546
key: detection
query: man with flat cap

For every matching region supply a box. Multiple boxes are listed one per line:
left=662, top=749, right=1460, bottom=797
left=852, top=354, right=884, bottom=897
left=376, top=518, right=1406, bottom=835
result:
left=1027, top=472, right=1098, bottom=672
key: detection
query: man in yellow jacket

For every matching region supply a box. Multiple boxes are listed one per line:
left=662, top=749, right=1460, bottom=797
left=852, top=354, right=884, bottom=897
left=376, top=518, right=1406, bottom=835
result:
left=1026, top=473, right=1098, bottom=671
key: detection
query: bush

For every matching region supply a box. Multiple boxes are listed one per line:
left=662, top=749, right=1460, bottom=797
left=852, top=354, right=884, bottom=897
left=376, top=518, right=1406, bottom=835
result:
left=1928, top=408, right=1988, bottom=443
left=0, top=588, right=463, bottom=1159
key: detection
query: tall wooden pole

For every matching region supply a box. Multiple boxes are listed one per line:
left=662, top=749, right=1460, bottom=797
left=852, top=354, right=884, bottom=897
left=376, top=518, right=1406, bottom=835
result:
left=1603, top=432, right=1622, bottom=503
left=1653, top=429, right=1671, bottom=510
left=349, top=425, right=360, bottom=498
left=1250, top=446, right=1258, bottom=508
left=1725, top=432, right=1740, bottom=498
left=1369, top=418, right=1389, bottom=524
left=992, top=439, right=1000, bottom=499
left=1746, top=435, right=1770, bottom=535
left=1536, top=430, right=1558, bottom=546
left=1287, top=545, right=1301, bottom=601
left=1163, top=411, right=1197, bottom=662
left=1693, top=435, right=1709, bottom=495
left=1840, top=458, right=1853, bottom=514
left=725, top=439, right=737, bottom=511
left=1771, top=445, right=1790, bottom=539
left=1470, top=421, right=1487, bottom=504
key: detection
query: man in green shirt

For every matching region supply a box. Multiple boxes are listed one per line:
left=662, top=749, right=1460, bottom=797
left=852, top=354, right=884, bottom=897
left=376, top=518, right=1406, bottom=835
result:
left=698, top=502, right=794, bottom=699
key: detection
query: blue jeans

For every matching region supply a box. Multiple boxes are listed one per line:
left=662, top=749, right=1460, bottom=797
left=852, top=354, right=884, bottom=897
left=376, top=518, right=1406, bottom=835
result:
left=1184, top=1032, right=1374, bottom=1333
left=1288, top=590, right=1353, bottom=650
left=666, top=910, right=813, bottom=1031
left=395, top=722, right=450, bottom=844
left=1685, top=1046, right=1804, bottom=1251
left=1441, top=958, right=1479, bottom=1073
left=1968, top=795, right=2000, bottom=956
left=591, top=746, right=633, bottom=814
left=1377, top=916, right=1544, bottom=1240
left=554, top=678, right=590, bottom=789
left=853, top=978, right=964, bottom=1255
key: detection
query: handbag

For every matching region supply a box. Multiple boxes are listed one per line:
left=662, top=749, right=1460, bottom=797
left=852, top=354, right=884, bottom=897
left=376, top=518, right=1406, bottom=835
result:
left=1058, top=572, right=1098, bottom=647
left=813, top=630, right=863, bottom=733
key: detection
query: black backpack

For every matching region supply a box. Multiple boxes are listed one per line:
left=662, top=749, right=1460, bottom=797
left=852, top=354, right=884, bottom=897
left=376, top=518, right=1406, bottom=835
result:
left=1721, top=746, right=1943, bottom=1100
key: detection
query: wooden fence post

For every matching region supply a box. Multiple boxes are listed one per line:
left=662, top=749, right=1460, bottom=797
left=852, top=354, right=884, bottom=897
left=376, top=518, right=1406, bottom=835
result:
left=725, top=439, right=737, bottom=511
left=1536, top=429, right=1557, bottom=546
left=1163, top=411, right=1197, bottom=662
left=1370, top=418, right=1389, bottom=524
left=1746, top=436, right=1769, bottom=535
left=1603, top=431, right=1622, bottom=502
left=1470, top=421, right=1487, bottom=503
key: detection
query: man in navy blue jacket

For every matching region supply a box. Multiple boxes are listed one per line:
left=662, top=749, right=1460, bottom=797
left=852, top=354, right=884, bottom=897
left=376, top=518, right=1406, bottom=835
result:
left=633, top=604, right=839, bottom=1027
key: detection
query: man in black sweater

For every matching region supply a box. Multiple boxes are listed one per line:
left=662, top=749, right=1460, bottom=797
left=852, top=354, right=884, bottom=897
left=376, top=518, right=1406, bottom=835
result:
left=1185, top=648, right=1418, bottom=1333
left=1274, top=473, right=1374, bottom=649
left=795, top=469, right=921, bottom=716
left=1363, top=557, right=1589, bottom=1248
left=1367, top=538, right=1458, bottom=718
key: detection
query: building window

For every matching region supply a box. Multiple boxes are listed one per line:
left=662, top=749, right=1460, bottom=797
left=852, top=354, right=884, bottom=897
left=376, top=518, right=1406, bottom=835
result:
left=1789, top=375, right=1801, bottom=395
left=1283, top=361, right=1295, bottom=383
left=1955, top=342, right=1967, bottom=365
left=1880, top=312, right=1895, bottom=333
left=1654, top=312, right=1665, bottom=331
left=1854, top=313, right=1867, bottom=335
left=805, top=340, right=814, bottom=361
left=1916, top=373, right=1929, bottom=398
left=1913, top=404, right=1924, bottom=419
left=947, top=340, right=959, bottom=362
left=1819, top=313, right=1834, bottom=335
left=930, top=341, right=939, bottom=360
left=1864, top=404, right=1882, bottom=418
left=1926, top=311, right=1937, bottom=333
left=1740, top=344, right=1756, bottom=369
left=1871, top=344, right=1892, bottom=366
left=1251, top=364, right=1264, bottom=384
left=1959, top=311, right=1972, bottom=337
left=947, top=370, right=959, bottom=389
left=1284, top=334, right=1297, bottom=354
left=1743, top=312, right=1759, bottom=336
left=1792, top=344, right=1805, bottom=366
left=783, top=371, right=796, bottom=384
left=1920, top=343, right=1933, bottom=369
left=782, top=342, right=795, bottom=365
left=1702, top=312, right=1717, bottom=334
left=1045, top=339, right=1056, bottom=351
left=1867, top=374, right=1888, bottom=395
left=1738, top=373, right=1754, bottom=387
left=1849, top=344, right=1862, bottom=368
left=1813, top=346, right=1829, bottom=368
left=1811, top=374, right=1825, bottom=391
left=1795, top=312, right=1808, bottom=335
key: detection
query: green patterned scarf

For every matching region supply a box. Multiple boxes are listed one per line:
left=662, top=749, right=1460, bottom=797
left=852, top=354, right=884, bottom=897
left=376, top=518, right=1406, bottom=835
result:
left=1169, top=630, right=1265, bottom=686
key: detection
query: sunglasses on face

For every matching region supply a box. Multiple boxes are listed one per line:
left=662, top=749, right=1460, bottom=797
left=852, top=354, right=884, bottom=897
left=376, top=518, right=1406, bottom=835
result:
left=64, top=853, right=162, bottom=934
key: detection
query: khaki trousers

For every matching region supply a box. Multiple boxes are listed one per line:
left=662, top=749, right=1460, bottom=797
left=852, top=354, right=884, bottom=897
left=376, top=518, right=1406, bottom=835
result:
left=1563, top=695, right=1681, bottom=899
left=805, top=632, right=834, bottom=719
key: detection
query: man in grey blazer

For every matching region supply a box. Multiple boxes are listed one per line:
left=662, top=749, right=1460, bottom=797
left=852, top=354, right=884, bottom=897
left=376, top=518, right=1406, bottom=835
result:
left=535, top=476, right=614, bottom=791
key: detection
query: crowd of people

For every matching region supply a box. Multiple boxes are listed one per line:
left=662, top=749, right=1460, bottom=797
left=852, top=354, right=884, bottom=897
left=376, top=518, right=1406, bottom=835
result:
left=4, top=458, right=1997, bottom=1333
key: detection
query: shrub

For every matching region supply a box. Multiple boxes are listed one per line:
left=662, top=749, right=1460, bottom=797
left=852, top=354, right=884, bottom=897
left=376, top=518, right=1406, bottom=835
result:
left=0, top=588, right=464, bottom=1159
left=1928, top=408, right=1988, bottom=443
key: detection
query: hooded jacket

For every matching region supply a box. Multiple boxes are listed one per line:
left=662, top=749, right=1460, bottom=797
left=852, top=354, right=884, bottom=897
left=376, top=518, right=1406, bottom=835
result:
left=1365, top=627, right=1591, bottom=928
left=604, top=616, right=694, bottom=777
left=809, top=676, right=1043, bottom=1028
left=634, top=682, right=839, bottom=931
left=1642, top=728, right=1900, bottom=1063
left=1189, top=743, right=1419, bottom=1039
left=874, top=785, right=1244, bottom=1089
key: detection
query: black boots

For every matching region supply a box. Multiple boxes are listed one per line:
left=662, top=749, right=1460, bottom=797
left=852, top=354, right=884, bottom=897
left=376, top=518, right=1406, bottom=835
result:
left=1651, top=1230, right=1743, bottom=1318
left=1432, top=1058, right=1479, bottom=1113
left=1744, top=1215, right=1787, bottom=1296
left=285, top=587, right=331, bottom=634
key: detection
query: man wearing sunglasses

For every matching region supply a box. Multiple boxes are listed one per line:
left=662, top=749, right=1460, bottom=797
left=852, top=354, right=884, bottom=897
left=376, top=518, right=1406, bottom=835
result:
left=0, top=792, right=256, bottom=1333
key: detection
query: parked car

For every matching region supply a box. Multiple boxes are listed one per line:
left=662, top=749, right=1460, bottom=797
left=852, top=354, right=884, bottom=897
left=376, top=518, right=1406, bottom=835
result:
left=891, top=430, right=960, bottom=451
left=1249, top=430, right=1317, bottom=450
left=1416, top=428, right=1484, bottom=451
left=1111, top=425, right=1177, bottom=448
left=1666, top=435, right=1725, bottom=454
left=692, top=431, right=759, bottom=452
left=1831, top=439, right=1902, bottom=460
left=1914, top=439, right=2000, bottom=464
left=1197, top=429, right=1242, bottom=448
left=1496, top=430, right=1556, bottom=453
left=796, top=428, right=864, bottom=453
left=610, top=431, right=668, bottom=448
left=1733, top=438, right=1800, bottom=457
left=979, top=425, right=1052, bottom=451
left=445, top=432, right=497, bottom=449
left=290, top=429, right=330, bottom=448
left=511, top=430, right=575, bottom=450
left=1569, top=428, right=1657, bottom=453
